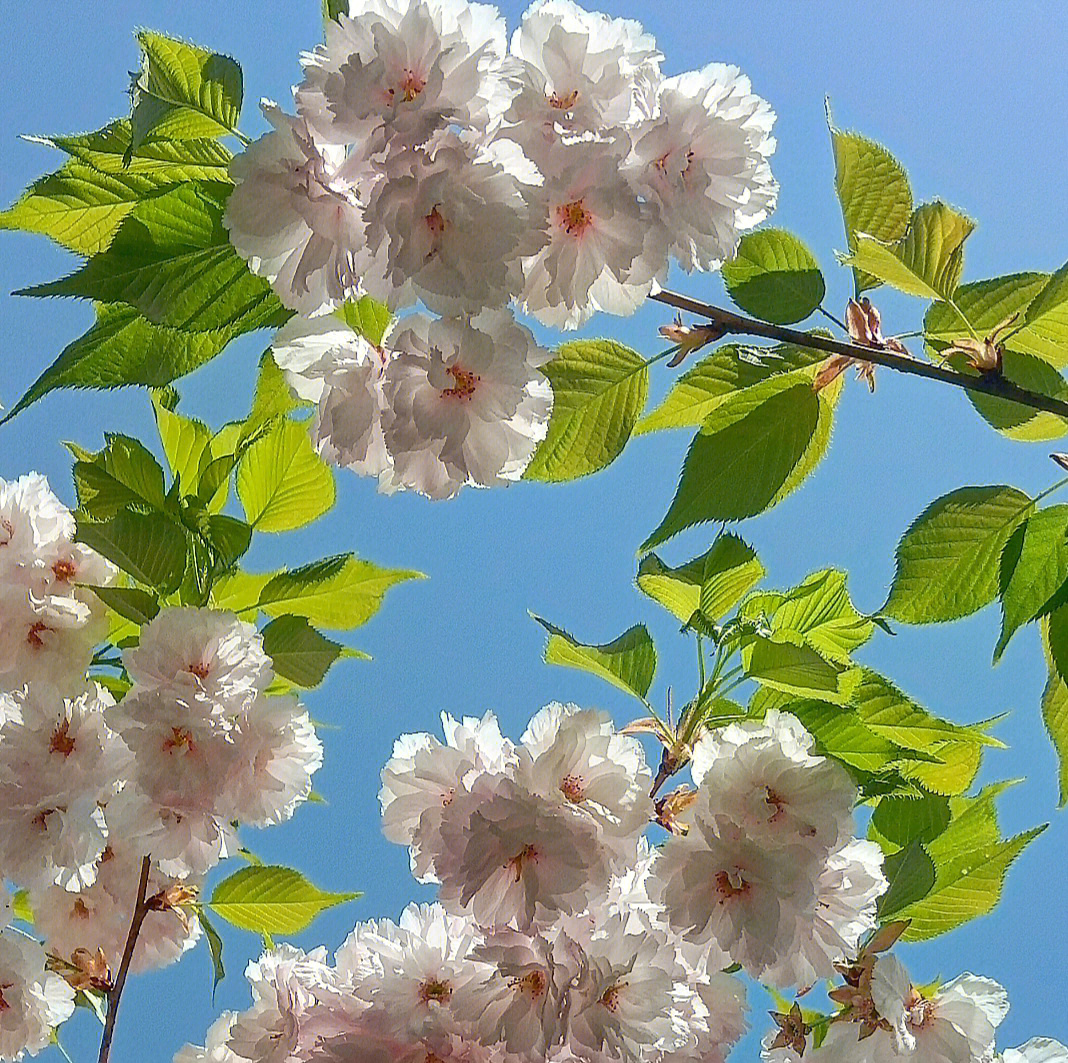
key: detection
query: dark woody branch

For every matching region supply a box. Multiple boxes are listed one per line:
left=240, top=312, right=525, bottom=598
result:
left=650, top=289, right=1068, bottom=420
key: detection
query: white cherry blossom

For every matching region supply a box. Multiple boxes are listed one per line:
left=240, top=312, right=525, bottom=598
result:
left=225, top=103, right=377, bottom=315
left=652, top=802, right=816, bottom=978
left=124, top=607, right=272, bottom=710
left=689, top=711, right=856, bottom=856
left=435, top=772, right=610, bottom=929
left=626, top=63, right=778, bottom=272
left=174, top=1013, right=243, bottom=1063
left=1002, top=1041, right=1068, bottom=1063
left=520, top=134, right=665, bottom=329
left=379, top=710, right=515, bottom=868
left=297, top=0, right=513, bottom=149
left=517, top=702, right=653, bottom=859
left=506, top=0, right=661, bottom=143
left=0, top=682, right=127, bottom=890
left=0, top=932, right=75, bottom=1061
left=381, top=311, right=552, bottom=498
left=271, top=313, right=395, bottom=483
left=365, top=133, right=546, bottom=315
left=762, top=838, right=886, bottom=990
left=870, top=955, right=1009, bottom=1063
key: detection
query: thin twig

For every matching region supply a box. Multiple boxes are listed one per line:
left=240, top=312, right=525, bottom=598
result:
left=97, top=856, right=151, bottom=1063
left=650, top=290, right=1068, bottom=419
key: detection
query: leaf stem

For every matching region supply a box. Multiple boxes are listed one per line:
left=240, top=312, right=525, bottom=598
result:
left=817, top=305, right=848, bottom=332
left=97, top=857, right=151, bottom=1063
left=650, top=290, right=1068, bottom=419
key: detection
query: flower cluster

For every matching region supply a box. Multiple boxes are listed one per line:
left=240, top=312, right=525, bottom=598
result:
left=0, top=474, right=323, bottom=1060
left=226, top=0, right=778, bottom=498
left=177, top=705, right=891, bottom=1063
left=654, top=712, right=887, bottom=988
left=760, top=950, right=1067, bottom=1063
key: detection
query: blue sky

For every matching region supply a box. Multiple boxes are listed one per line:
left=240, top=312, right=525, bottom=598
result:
left=1, top=2, right=1066, bottom=1060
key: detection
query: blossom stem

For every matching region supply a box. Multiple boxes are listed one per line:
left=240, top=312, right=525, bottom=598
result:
left=650, top=290, right=1068, bottom=419
left=696, top=632, right=707, bottom=691
left=97, top=856, right=151, bottom=1063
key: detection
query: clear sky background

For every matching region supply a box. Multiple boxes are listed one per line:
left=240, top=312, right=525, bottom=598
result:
left=1, top=2, right=1066, bottom=1060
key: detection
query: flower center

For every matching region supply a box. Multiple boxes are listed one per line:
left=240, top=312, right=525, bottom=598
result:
left=50, top=720, right=76, bottom=758
left=441, top=787, right=455, bottom=807
left=714, top=868, right=751, bottom=899
left=906, top=991, right=936, bottom=1029
left=418, top=977, right=453, bottom=1005
left=425, top=205, right=447, bottom=238
left=507, top=843, right=539, bottom=882
left=186, top=661, right=211, bottom=681
left=388, top=69, right=426, bottom=104
left=518, top=969, right=547, bottom=998
left=52, top=558, right=77, bottom=582
left=163, top=727, right=196, bottom=754
left=0, top=518, right=14, bottom=545
left=548, top=88, right=579, bottom=110
left=0, top=983, right=12, bottom=1012
left=600, top=982, right=627, bottom=1012
left=556, top=199, right=593, bottom=237
left=26, top=621, right=51, bottom=649
left=559, top=774, right=586, bottom=803
left=73, top=899, right=92, bottom=920
left=441, top=365, right=480, bottom=401
left=764, top=786, right=786, bottom=824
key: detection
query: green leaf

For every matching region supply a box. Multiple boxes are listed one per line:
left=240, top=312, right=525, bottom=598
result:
left=20, top=183, right=287, bottom=334
left=196, top=907, right=226, bottom=1000
left=336, top=295, right=393, bottom=347
left=878, top=841, right=936, bottom=919
left=744, top=569, right=874, bottom=663
left=884, top=486, right=1033, bottom=623
left=829, top=126, right=913, bottom=294
left=0, top=161, right=167, bottom=256
left=534, top=616, right=656, bottom=701
left=1047, top=602, right=1068, bottom=691
left=154, top=400, right=213, bottom=491
left=261, top=615, right=364, bottom=688
left=87, top=585, right=160, bottom=626
left=1005, top=261, right=1068, bottom=367
left=11, top=890, right=33, bottom=925
left=34, top=120, right=233, bottom=180
left=924, top=272, right=1050, bottom=352
left=72, top=434, right=169, bottom=520
left=211, top=570, right=277, bottom=616
left=742, top=634, right=858, bottom=705
left=76, top=511, right=188, bottom=593
left=0, top=304, right=234, bottom=425
left=951, top=349, right=1068, bottom=442
left=636, top=341, right=824, bottom=435
left=636, top=534, right=764, bottom=625
left=775, top=699, right=930, bottom=773
left=721, top=229, right=826, bottom=324
left=1040, top=615, right=1068, bottom=807
left=898, top=824, right=1046, bottom=940
left=524, top=340, right=648, bottom=481
left=237, top=419, right=335, bottom=532
left=257, top=555, right=423, bottom=630
left=641, top=374, right=822, bottom=550
left=323, top=0, right=348, bottom=22
left=242, top=352, right=309, bottom=443
left=207, top=865, right=359, bottom=936
left=995, top=505, right=1068, bottom=660
left=128, top=31, right=243, bottom=154
left=897, top=736, right=985, bottom=797
left=852, top=669, right=989, bottom=752
left=872, top=790, right=952, bottom=848
left=847, top=202, right=975, bottom=302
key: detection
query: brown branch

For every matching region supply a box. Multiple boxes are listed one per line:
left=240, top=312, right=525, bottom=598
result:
left=651, top=290, right=1068, bottom=419
left=97, top=856, right=151, bottom=1063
